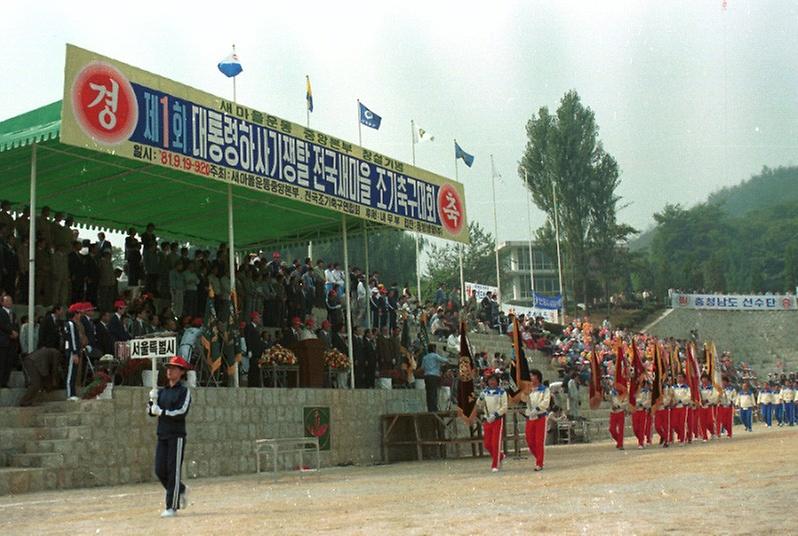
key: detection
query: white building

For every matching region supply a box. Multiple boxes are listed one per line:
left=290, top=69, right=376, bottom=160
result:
left=497, top=241, right=560, bottom=303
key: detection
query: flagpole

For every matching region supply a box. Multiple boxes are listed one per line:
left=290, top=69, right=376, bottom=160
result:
left=411, top=120, right=421, bottom=304
left=364, top=221, right=371, bottom=329
left=342, top=215, right=355, bottom=388
left=490, top=154, right=501, bottom=306
left=454, top=140, right=465, bottom=307
left=552, top=180, right=565, bottom=323
left=306, top=76, right=312, bottom=260
left=357, top=99, right=363, bottom=146
left=524, top=169, right=535, bottom=299
left=228, top=43, right=239, bottom=387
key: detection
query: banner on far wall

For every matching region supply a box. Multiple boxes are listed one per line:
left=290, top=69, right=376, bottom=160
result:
left=464, top=281, right=498, bottom=302
left=533, top=292, right=562, bottom=311
left=502, top=304, right=559, bottom=324
left=671, top=292, right=797, bottom=311
left=60, top=44, right=469, bottom=243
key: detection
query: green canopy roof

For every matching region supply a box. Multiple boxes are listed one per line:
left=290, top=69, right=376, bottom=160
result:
left=0, top=101, right=371, bottom=249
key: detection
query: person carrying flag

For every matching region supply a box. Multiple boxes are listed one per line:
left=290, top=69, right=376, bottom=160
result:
left=148, top=356, right=192, bottom=518
left=736, top=381, right=756, bottom=432
left=632, top=377, right=652, bottom=449
left=717, top=376, right=737, bottom=438
left=698, top=372, right=720, bottom=441
left=472, top=368, right=508, bottom=472
left=671, top=372, right=692, bottom=445
left=608, top=384, right=628, bottom=450
left=519, top=368, right=550, bottom=471
left=654, top=377, right=674, bottom=448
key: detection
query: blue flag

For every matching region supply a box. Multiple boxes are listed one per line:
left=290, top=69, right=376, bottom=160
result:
left=358, top=101, right=382, bottom=130
left=218, top=52, right=243, bottom=78
left=455, top=141, right=474, bottom=167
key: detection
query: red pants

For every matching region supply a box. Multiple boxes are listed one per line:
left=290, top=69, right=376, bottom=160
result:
left=483, top=419, right=504, bottom=469
left=671, top=407, right=688, bottom=443
left=645, top=411, right=653, bottom=444
left=687, top=408, right=698, bottom=441
left=525, top=416, right=547, bottom=468
left=654, top=409, right=672, bottom=445
left=699, top=406, right=716, bottom=440
left=632, top=410, right=649, bottom=447
left=609, top=411, right=625, bottom=448
left=717, top=406, right=733, bottom=437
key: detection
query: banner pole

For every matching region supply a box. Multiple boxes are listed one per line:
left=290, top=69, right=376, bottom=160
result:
left=552, top=180, right=565, bottom=323
left=342, top=215, right=355, bottom=388
left=411, top=120, right=421, bottom=304
left=27, top=143, right=37, bottom=353
left=228, top=44, right=239, bottom=387
left=525, top=169, right=535, bottom=299
left=364, top=220, right=371, bottom=329
left=490, top=154, right=501, bottom=306
left=454, top=147, right=465, bottom=307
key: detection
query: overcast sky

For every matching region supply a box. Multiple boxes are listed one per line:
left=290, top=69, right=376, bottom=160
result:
left=3, top=0, right=797, bottom=245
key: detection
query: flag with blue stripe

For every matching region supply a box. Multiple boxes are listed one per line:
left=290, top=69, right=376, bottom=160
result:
left=455, top=141, right=475, bottom=167
left=358, top=101, right=382, bottom=130
left=218, top=52, right=243, bottom=78
left=306, top=76, right=314, bottom=112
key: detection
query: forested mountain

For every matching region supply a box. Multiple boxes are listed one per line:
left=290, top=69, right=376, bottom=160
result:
left=631, top=166, right=798, bottom=296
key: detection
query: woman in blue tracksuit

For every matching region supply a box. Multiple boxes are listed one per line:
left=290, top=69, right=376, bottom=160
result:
left=148, top=356, right=192, bottom=518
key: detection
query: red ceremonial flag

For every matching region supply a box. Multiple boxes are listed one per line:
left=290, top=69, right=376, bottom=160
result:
left=685, top=343, right=702, bottom=405
left=628, top=338, right=646, bottom=406
left=651, top=342, right=665, bottom=410
left=455, top=320, right=476, bottom=420
left=589, top=347, right=603, bottom=410
left=614, top=340, right=629, bottom=396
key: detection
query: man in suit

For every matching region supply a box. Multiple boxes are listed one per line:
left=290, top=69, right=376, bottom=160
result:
left=108, top=300, right=130, bottom=343
left=95, top=311, right=115, bottom=356
left=38, top=305, right=64, bottom=350
left=245, top=312, right=264, bottom=388
left=352, top=326, right=366, bottom=388
left=0, top=294, right=20, bottom=387
left=95, top=232, right=112, bottom=257
left=363, top=328, right=378, bottom=388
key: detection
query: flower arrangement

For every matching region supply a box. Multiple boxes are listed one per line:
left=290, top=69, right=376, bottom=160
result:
left=260, top=344, right=297, bottom=366
left=79, top=371, right=112, bottom=400
left=118, top=358, right=151, bottom=385
left=324, top=349, right=350, bottom=370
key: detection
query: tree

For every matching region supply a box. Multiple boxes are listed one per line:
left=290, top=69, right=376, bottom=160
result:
left=519, top=90, right=634, bottom=312
left=422, top=222, right=507, bottom=302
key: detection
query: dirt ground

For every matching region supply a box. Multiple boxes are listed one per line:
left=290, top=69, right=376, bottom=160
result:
left=0, top=425, right=795, bottom=536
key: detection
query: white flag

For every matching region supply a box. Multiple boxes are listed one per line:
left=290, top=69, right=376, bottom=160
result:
left=415, top=126, right=435, bottom=143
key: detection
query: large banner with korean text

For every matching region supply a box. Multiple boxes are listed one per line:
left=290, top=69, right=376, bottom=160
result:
left=60, top=45, right=468, bottom=243
left=671, top=292, right=797, bottom=311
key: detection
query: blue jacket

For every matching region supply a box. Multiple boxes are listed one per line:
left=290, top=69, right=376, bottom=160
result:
left=154, top=382, right=191, bottom=438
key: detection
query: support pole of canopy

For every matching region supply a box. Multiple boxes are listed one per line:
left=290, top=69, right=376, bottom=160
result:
left=342, top=215, right=355, bottom=388
left=229, top=52, right=239, bottom=388
left=27, top=143, right=37, bottom=353
left=227, top=183, right=238, bottom=388
left=364, top=221, right=370, bottom=329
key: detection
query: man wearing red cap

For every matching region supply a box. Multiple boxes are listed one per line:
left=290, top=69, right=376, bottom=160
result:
left=148, top=356, right=192, bottom=518
left=472, top=368, right=508, bottom=472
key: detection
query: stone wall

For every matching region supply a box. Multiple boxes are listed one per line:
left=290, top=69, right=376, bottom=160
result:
left=0, top=387, right=426, bottom=495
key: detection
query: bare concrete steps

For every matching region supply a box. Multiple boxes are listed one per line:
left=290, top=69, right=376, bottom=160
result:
left=10, top=452, right=65, bottom=469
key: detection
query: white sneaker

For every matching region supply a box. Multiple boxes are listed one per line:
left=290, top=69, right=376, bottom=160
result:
left=67, top=396, right=80, bottom=401
left=179, top=486, right=189, bottom=509
left=491, top=467, right=499, bottom=472
left=160, top=509, right=176, bottom=518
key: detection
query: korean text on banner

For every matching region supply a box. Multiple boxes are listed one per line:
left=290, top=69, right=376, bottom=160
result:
left=670, top=292, right=797, bottom=311
left=60, top=45, right=469, bottom=243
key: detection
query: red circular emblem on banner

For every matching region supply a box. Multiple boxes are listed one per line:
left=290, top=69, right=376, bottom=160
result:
left=71, top=61, right=138, bottom=145
left=437, top=184, right=464, bottom=235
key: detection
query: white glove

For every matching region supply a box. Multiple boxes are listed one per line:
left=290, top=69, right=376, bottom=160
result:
left=149, top=389, right=158, bottom=402
left=148, top=402, right=163, bottom=416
